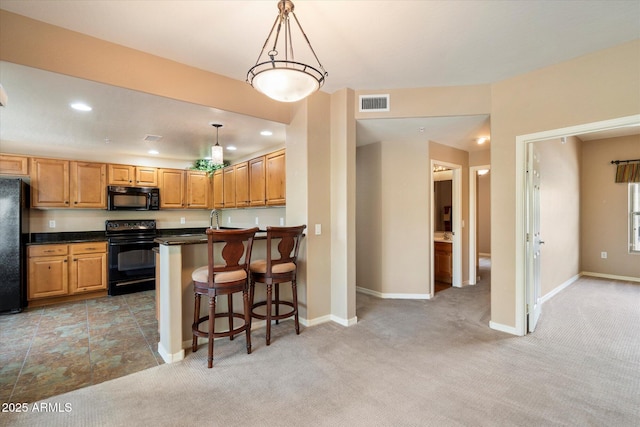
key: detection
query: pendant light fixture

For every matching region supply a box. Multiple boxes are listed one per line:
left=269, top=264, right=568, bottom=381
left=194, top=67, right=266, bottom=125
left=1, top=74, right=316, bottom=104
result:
left=211, top=124, right=223, bottom=166
left=247, top=0, right=328, bottom=103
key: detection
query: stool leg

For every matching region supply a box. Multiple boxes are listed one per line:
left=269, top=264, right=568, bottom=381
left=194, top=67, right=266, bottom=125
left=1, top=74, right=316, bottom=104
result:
left=275, top=283, right=280, bottom=325
left=292, top=278, right=300, bottom=335
left=208, top=296, right=216, bottom=368
left=228, top=294, right=234, bottom=341
left=266, top=283, right=272, bottom=346
left=243, top=288, right=252, bottom=354
left=192, top=293, right=201, bottom=352
left=249, top=278, right=255, bottom=329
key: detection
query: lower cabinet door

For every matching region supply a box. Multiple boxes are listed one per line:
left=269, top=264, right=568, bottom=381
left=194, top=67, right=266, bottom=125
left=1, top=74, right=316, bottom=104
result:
left=70, top=253, right=108, bottom=294
left=28, top=256, right=69, bottom=299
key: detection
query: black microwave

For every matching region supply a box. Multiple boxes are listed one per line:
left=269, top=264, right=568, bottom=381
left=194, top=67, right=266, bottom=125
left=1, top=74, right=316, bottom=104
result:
left=107, top=186, right=160, bottom=211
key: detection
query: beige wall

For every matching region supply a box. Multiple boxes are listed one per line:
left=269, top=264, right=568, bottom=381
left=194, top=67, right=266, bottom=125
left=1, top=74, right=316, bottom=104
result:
left=537, top=137, right=582, bottom=296
left=477, top=171, right=491, bottom=255
left=489, top=40, right=640, bottom=329
left=581, top=134, right=640, bottom=278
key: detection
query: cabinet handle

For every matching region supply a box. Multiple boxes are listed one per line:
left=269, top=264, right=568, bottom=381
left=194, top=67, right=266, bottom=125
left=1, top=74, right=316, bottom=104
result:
left=44, top=250, right=55, bottom=253
left=64, top=259, right=68, bottom=263
left=73, top=258, right=77, bottom=261
left=74, top=201, right=78, bottom=204
left=85, top=247, right=96, bottom=250
left=65, top=201, right=69, bottom=204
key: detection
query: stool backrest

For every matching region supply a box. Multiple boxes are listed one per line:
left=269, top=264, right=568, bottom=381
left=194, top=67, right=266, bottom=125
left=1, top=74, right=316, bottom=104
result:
left=265, top=225, right=306, bottom=273
left=206, top=227, right=259, bottom=283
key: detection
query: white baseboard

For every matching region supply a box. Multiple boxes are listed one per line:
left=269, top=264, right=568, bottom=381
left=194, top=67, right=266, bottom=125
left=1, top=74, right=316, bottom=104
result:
left=540, top=274, right=581, bottom=304
left=489, top=321, right=521, bottom=336
left=158, top=343, right=185, bottom=363
left=330, top=314, right=358, bottom=327
left=356, top=286, right=432, bottom=300
left=581, top=271, right=640, bottom=283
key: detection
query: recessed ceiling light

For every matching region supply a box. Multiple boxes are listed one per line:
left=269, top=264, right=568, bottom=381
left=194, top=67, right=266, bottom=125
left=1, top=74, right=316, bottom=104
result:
left=260, top=130, right=273, bottom=136
left=476, top=137, right=489, bottom=144
left=148, top=150, right=159, bottom=155
left=70, top=102, right=92, bottom=111
left=226, top=146, right=237, bottom=151
left=477, top=169, right=489, bottom=176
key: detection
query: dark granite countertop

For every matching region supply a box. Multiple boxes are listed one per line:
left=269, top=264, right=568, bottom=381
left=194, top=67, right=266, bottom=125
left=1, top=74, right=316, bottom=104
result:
left=28, top=231, right=107, bottom=245
left=155, top=229, right=267, bottom=246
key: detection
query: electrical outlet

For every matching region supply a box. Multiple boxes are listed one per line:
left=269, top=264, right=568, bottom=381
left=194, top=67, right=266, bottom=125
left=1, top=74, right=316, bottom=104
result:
left=255, top=217, right=259, bottom=225
left=228, top=216, right=231, bottom=224
left=49, top=220, right=56, bottom=228
left=180, top=217, right=186, bottom=224
left=601, top=251, right=607, bottom=259
left=280, top=217, right=284, bottom=226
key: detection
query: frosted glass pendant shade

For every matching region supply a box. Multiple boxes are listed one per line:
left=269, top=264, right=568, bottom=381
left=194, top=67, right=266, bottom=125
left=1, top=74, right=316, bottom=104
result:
left=211, top=144, right=223, bottom=166
left=251, top=67, right=320, bottom=103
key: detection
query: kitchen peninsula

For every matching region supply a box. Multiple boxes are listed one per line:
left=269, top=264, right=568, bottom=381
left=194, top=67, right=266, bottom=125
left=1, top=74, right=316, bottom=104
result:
left=154, top=231, right=269, bottom=363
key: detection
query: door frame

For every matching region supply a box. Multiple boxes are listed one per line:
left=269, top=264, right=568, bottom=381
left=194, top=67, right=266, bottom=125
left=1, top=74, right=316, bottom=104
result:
left=469, top=164, right=490, bottom=285
left=514, top=114, right=640, bottom=336
left=431, top=159, right=463, bottom=296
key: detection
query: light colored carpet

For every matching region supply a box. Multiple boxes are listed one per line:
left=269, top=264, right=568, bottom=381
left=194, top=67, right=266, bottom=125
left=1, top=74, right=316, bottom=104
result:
left=2, top=273, right=639, bottom=427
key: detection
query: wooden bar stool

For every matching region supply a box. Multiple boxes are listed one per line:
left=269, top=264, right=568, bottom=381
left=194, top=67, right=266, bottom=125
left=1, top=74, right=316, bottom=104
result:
left=249, top=225, right=306, bottom=345
left=191, top=227, right=259, bottom=368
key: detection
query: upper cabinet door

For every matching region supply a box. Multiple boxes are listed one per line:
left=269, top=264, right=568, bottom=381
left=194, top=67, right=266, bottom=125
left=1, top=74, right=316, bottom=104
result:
left=249, top=156, right=266, bottom=207
left=235, top=162, right=249, bottom=208
left=31, top=158, right=70, bottom=207
left=223, top=166, right=236, bottom=208
left=158, top=168, right=185, bottom=208
left=266, top=149, right=286, bottom=206
left=186, top=170, right=210, bottom=209
left=108, top=164, right=135, bottom=186
left=0, top=154, right=29, bottom=176
left=136, top=167, right=158, bottom=187
left=212, top=169, right=224, bottom=209
left=70, top=161, right=107, bottom=208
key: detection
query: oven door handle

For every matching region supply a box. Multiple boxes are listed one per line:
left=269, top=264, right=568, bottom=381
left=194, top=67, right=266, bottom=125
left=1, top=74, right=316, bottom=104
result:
left=108, top=240, right=157, bottom=246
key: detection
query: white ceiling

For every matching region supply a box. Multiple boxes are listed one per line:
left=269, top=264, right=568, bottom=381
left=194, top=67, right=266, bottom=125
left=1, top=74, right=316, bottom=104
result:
left=0, top=1, right=638, bottom=162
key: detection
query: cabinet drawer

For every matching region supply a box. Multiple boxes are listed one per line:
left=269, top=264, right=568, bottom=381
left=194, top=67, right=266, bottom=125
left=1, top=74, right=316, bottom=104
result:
left=28, top=245, right=68, bottom=257
left=70, top=242, right=107, bottom=254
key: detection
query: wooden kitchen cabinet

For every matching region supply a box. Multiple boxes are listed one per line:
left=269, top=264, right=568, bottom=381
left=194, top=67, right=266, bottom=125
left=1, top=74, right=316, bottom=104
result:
left=186, top=170, right=210, bottom=208
left=158, top=168, right=185, bottom=208
left=27, top=245, right=69, bottom=300
left=249, top=156, right=266, bottom=206
left=108, top=164, right=158, bottom=186
left=223, top=165, right=236, bottom=208
left=28, top=242, right=108, bottom=305
left=31, top=158, right=70, bottom=207
left=31, top=158, right=107, bottom=209
left=434, top=242, right=453, bottom=284
left=266, top=149, right=286, bottom=206
left=70, top=161, right=107, bottom=208
left=212, top=169, right=224, bottom=209
left=0, top=154, right=29, bottom=175
left=69, top=242, right=108, bottom=294
left=234, top=162, right=249, bottom=207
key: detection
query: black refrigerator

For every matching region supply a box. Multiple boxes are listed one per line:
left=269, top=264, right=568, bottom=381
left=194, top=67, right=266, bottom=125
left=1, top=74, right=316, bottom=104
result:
left=0, top=177, right=29, bottom=313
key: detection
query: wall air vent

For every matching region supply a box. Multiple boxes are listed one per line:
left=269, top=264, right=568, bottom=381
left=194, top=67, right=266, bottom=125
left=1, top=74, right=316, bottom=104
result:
left=359, top=94, right=390, bottom=112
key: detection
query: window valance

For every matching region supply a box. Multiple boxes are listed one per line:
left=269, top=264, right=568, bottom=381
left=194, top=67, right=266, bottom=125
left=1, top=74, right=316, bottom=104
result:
left=612, top=159, right=640, bottom=183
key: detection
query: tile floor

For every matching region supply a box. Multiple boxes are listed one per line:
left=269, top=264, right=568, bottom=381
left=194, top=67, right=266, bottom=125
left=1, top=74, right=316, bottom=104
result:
left=0, top=291, right=162, bottom=403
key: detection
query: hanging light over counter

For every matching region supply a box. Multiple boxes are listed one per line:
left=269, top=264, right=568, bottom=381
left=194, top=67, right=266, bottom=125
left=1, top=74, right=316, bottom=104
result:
left=247, top=0, right=328, bottom=103
left=211, top=124, right=224, bottom=166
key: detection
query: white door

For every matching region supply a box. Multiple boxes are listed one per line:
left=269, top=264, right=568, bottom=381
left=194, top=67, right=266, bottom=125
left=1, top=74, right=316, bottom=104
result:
left=526, top=143, right=543, bottom=332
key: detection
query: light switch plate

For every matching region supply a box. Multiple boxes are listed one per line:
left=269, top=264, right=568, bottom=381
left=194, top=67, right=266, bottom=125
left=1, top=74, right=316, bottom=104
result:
left=315, top=224, right=321, bottom=235
left=49, top=220, right=56, bottom=228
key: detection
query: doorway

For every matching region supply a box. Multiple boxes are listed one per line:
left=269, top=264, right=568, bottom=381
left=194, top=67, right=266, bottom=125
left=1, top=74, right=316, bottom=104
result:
left=431, top=160, right=462, bottom=296
left=514, top=114, right=640, bottom=336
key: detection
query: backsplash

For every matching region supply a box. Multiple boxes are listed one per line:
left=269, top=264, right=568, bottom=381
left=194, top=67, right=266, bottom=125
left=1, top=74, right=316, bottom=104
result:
left=28, top=207, right=286, bottom=233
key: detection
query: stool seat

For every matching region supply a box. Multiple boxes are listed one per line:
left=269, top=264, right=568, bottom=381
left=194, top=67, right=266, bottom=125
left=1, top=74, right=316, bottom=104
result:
left=192, top=265, right=247, bottom=284
left=249, top=225, right=306, bottom=346
left=191, top=227, right=258, bottom=368
left=250, top=260, right=296, bottom=274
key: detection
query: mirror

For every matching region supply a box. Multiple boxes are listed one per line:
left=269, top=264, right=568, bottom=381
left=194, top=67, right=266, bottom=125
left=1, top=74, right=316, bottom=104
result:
left=433, top=167, right=453, bottom=232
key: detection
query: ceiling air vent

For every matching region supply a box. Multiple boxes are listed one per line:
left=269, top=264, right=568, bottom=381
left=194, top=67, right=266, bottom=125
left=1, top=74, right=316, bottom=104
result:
left=143, top=134, right=163, bottom=142
left=359, top=94, right=390, bottom=112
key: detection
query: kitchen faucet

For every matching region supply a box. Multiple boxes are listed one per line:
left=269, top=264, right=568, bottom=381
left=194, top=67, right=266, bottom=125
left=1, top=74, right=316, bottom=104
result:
left=209, top=209, right=220, bottom=230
